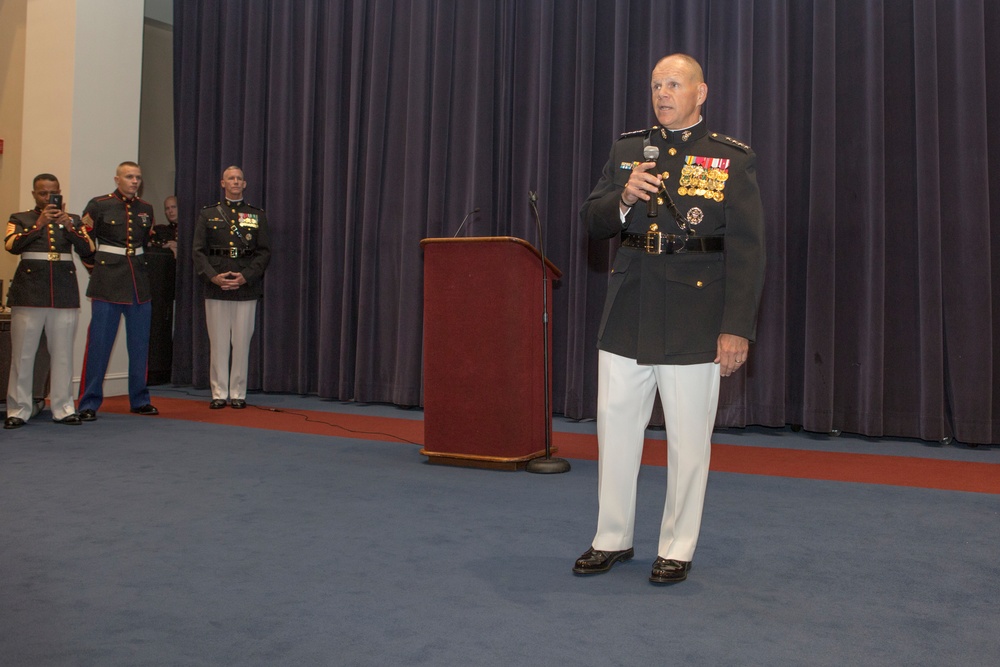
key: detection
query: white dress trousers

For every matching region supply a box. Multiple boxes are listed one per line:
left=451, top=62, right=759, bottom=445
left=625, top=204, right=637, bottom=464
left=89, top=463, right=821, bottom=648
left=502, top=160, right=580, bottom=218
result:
left=204, top=299, right=257, bottom=401
left=592, top=349, right=721, bottom=562
left=6, top=307, right=79, bottom=421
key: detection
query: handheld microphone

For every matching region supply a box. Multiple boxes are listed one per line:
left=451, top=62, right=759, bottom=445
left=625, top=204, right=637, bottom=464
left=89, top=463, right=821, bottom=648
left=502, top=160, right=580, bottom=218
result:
left=643, top=145, right=660, bottom=217
left=452, top=207, right=480, bottom=237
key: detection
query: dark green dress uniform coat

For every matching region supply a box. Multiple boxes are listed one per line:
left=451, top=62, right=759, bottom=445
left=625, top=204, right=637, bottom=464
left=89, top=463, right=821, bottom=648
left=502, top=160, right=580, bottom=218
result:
left=5, top=209, right=95, bottom=308
left=192, top=200, right=271, bottom=300
left=581, top=119, right=766, bottom=365
left=82, top=191, right=156, bottom=304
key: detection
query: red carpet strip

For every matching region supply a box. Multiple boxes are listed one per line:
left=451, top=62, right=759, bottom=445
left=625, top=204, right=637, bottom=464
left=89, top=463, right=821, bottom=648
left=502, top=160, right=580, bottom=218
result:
left=102, top=396, right=1000, bottom=494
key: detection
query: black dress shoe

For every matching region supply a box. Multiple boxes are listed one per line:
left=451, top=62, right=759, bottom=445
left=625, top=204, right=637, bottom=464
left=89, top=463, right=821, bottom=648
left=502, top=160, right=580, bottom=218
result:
left=4, top=416, right=25, bottom=429
left=53, top=414, right=82, bottom=425
left=649, top=557, right=692, bottom=584
left=572, top=547, right=634, bottom=575
left=79, top=409, right=97, bottom=422
left=209, top=399, right=227, bottom=409
left=230, top=399, right=247, bottom=409
left=130, top=404, right=159, bottom=416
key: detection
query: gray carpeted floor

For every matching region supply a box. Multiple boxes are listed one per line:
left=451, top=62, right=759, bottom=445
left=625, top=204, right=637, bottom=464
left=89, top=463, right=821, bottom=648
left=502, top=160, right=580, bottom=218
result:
left=1, top=391, right=998, bottom=666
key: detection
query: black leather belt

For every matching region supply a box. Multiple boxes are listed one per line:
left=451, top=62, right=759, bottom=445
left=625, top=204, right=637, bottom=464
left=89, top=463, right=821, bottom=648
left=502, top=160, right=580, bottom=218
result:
left=208, top=248, right=255, bottom=258
left=621, top=232, right=724, bottom=254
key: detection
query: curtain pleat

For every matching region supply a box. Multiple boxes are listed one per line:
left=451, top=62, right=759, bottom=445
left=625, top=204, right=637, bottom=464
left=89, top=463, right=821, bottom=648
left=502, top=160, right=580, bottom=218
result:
left=172, top=0, right=1000, bottom=445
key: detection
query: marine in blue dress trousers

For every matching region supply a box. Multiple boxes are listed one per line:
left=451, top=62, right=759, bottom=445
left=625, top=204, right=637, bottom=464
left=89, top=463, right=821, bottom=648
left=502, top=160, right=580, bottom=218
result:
left=77, top=161, right=160, bottom=421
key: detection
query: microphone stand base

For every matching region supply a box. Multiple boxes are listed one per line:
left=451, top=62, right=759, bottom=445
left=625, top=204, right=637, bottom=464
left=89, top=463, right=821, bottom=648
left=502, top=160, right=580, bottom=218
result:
left=526, top=456, right=571, bottom=474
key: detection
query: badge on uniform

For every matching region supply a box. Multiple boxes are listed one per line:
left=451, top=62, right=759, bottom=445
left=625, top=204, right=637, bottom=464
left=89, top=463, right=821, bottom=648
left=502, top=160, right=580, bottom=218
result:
left=678, top=156, right=729, bottom=202
left=238, top=213, right=259, bottom=228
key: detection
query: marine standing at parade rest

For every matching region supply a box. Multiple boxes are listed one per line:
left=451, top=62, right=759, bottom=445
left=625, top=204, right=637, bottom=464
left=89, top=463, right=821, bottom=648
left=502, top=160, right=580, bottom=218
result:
left=77, top=161, right=160, bottom=420
left=574, top=54, right=766, bottom=584
left=192, top=166, right=271, bottom=409
left=4, top=173, right=95, bottom=428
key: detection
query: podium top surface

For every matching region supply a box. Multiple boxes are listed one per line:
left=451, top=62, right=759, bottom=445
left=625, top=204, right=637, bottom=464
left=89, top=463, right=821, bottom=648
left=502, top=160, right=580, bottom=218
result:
left=420, top=236, right=561, bottom=278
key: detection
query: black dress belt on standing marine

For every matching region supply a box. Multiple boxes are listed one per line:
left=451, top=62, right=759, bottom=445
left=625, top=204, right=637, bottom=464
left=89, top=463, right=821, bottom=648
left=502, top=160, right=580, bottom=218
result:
left=621, top=232, right=724, bottom=255
left=207, top=248, right=255, bottom=258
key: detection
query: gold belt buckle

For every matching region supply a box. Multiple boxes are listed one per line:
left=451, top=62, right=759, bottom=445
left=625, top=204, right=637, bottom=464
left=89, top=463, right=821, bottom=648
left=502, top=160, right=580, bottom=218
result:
left=644, top=231, right=685, bottom=254
left=230, top=248, right=239, bottom=259
left=47, top=252, right=60, bottom=262
left=643, top=231, right=660, bottom=254
left=125, top=247, right=135, bottom=256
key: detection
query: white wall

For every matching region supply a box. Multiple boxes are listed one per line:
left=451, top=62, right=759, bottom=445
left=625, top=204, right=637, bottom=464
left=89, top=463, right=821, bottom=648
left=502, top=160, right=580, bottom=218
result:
left=69, top=0, right=147, bottom=398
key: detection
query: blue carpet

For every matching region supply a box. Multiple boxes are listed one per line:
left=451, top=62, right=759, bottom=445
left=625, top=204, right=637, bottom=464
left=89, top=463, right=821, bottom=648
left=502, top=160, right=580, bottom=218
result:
left=1, top=392, right=998, bottom=666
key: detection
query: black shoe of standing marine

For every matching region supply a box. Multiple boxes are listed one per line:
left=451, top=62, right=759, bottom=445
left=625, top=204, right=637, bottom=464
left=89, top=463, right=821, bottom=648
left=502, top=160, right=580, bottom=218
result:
left=230, top=399, right=247, bottom=409
left=209, top=399, right=227, bottom=409
left=130, top=404, right=159, bottom=416
left=4, top=416, right=25, bottom=429
left=572, top=547, right=634, bottom=575
left=53, top=414, right=82, bottom=425
left=649, top=557, right=692, bottom=584
left=79, top=409, right=97, bottom=422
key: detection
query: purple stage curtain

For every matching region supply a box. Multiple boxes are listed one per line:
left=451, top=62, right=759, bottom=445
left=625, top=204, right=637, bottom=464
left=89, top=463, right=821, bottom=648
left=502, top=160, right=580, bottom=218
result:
left=172, top=0, right=1000, bottom=445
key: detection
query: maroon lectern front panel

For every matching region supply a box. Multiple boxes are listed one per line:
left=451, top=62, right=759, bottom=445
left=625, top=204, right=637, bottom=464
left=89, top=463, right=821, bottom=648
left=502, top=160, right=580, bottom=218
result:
left=421, top=237, right=559, bottom=466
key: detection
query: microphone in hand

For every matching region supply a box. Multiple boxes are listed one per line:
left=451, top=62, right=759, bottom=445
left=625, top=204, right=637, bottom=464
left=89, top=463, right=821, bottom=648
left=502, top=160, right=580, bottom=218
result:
left=643, top=145, right=660, bottom=217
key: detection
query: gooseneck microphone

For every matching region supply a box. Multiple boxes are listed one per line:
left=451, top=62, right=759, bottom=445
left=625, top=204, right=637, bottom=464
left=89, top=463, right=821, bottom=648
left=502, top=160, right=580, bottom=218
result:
left=643, top=145, right=660, bottom=217
left=452, top=207, right=481, bottom=237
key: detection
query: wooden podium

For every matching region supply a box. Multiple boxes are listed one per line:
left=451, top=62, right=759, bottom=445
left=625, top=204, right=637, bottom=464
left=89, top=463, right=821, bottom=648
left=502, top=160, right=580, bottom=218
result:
left=420, top=237, right=561, bottom=470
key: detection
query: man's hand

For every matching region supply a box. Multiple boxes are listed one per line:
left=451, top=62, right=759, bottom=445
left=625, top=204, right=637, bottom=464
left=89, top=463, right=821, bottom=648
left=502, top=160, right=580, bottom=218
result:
left=211, top=271, right=246, bottom=291
left=715, top=333, right=749, bottom=377
left=620, top=161, right=663, bottom=210
left=35, top=204, right=67, bottom=229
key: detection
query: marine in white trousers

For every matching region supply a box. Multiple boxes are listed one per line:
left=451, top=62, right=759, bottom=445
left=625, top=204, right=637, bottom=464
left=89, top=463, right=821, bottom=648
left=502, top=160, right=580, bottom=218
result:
left=6, top=307, right=79, bottom=421
left=205, top=299, right=257, bottom=401
left=592, top=349, right=720, bottom=562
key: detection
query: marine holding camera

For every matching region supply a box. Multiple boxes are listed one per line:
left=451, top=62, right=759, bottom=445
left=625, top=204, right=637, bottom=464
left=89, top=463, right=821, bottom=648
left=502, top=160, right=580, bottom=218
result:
left=4, top=173, right=95, bottom=428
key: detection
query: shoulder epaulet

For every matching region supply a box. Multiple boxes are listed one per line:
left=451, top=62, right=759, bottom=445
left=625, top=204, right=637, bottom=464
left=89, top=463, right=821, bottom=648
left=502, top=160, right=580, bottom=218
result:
left=618, top=127, right=652, bottom=140
left=95, top=193, right=116, bottom=201
left=202, top=202, right=221, bottom=210
left=708, top=133, right=752, bottom=153
left=136, top=197, right=151, bottom=205
left=244, top=203, right=264, bottom=212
